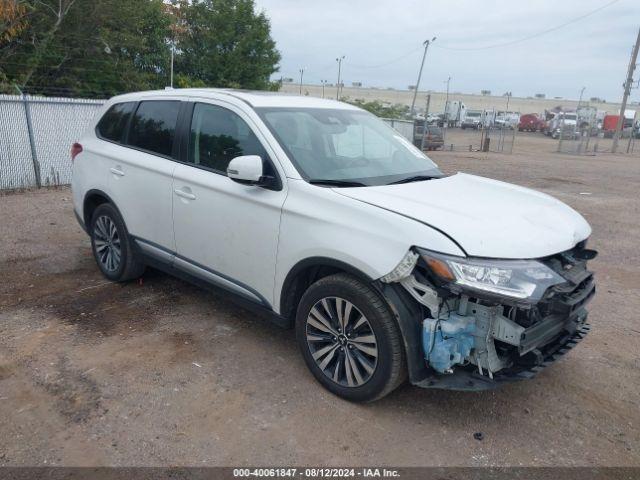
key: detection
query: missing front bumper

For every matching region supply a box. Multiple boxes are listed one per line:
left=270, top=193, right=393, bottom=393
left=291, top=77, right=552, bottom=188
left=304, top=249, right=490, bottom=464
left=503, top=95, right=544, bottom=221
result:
left=414, top=321, right=591, bottom=391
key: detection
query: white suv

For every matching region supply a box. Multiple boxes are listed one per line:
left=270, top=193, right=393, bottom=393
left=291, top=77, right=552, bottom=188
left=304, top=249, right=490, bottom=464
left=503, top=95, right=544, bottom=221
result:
left=72, top=89, right=596, bottom=401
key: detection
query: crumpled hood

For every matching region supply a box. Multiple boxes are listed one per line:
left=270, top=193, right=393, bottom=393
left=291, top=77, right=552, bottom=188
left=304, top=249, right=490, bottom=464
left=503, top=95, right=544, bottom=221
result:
left=335, top=173, right=591, bottom=259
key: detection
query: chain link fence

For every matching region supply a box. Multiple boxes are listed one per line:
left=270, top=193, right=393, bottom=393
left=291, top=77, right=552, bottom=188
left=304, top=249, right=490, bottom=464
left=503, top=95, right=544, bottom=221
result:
left=0, top=95, right=104, bottom=190
left=381, top=118, right=414, bottom=142
left=382, top=118, right=516, bottom=154
left=555, top=106, right=640, bottom=156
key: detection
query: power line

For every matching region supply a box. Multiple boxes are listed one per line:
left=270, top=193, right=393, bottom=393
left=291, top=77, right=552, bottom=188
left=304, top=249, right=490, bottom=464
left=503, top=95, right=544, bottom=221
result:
left=349, top=46, right=423, bottom=69
left=433, top=0, right=621, bottom=51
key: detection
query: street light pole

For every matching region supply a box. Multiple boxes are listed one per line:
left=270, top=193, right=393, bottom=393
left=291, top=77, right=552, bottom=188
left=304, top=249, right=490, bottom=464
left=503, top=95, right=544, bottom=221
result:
left=299, top=68, right=304, bottom=95
left=336, top=56, right=345, bottom=100
left=577, top=86, right=586, bottom=108
left=410, top=37, right=436, bottom=116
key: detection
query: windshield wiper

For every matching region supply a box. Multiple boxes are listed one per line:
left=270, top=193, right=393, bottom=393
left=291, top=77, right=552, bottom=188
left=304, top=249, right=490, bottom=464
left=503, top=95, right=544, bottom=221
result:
left=308, top=179, right=367, bottom=187
left=388, top=175, right=437, bottom=185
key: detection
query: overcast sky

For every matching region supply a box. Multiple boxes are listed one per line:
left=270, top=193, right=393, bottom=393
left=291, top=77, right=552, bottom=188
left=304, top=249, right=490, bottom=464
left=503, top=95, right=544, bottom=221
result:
left=254, top=0, right=639, bottom=101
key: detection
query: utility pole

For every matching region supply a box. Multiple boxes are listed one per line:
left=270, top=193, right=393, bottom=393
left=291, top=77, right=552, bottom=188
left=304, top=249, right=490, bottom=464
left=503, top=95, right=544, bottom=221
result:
left=613, top=27, right=640, bottom=153
left=410, top=37, right=436, bottom=117
left=420, top=94, right=431, bottom=151
left=299, top=68, right=304, bottom=95
left=444, top=76, right=451, bottom=126
left=336, top=56, right=345, bottom=100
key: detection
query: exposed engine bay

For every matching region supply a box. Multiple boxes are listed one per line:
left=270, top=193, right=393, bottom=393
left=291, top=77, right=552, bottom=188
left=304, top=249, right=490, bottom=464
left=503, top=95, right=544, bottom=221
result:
left=381, top=242, right=596, bottom=384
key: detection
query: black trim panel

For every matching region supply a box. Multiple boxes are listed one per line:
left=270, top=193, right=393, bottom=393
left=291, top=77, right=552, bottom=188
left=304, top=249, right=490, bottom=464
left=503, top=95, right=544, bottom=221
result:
left=279, top=256, right=376, bottom=316
left=132, top=236, right=273, bottom=310
left=74, top=209, right=87, bottom=233
left=142, top=253, right=289, bottom=329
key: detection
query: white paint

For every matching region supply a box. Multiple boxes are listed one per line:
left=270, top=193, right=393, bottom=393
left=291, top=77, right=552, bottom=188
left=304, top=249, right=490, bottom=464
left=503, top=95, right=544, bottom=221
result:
left=73, top=89, right=592, bottom=315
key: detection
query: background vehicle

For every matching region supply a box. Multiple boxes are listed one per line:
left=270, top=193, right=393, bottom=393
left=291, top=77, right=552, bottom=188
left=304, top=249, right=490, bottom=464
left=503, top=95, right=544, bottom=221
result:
left=602, top=112, right=635, bottom=137
left=460, top=110, right=483, bottom=129
left=425, top=113, right=441, bottom=125
left=494, top=111, right=519, bottom=129
left=414, top=123, right=444, bottom=150
left=518, top=113, right=544, bottom=132
left=444, top=100, right=466, bottom=127
left=549, top=112, right=578, bottom=139
left=72, top=89, right=596, bottom=402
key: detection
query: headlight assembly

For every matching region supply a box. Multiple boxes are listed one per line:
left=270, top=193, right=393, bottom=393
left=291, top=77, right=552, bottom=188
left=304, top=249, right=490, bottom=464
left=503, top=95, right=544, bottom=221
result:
left=418, top=248, right=566, bottom=302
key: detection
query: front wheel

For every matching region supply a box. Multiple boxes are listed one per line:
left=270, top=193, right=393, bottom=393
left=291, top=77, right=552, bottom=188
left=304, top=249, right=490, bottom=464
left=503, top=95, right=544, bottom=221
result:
left=295, top=274, right=406, bottom=402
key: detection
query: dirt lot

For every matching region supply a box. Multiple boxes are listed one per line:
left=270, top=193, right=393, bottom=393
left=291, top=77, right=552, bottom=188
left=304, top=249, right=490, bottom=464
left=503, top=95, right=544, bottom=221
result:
left=1, top=132, right=639, bottom=467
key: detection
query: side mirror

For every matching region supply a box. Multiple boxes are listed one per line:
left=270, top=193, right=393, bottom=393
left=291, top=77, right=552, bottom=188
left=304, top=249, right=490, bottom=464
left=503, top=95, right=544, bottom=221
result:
left=227, top=155, right=264, bottom=185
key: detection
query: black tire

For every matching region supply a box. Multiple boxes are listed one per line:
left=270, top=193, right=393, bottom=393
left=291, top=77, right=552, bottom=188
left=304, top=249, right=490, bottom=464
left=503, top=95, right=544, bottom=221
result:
left=90, top=203, right=145, bottom=282
left=295, top=273, right=406, bottom=402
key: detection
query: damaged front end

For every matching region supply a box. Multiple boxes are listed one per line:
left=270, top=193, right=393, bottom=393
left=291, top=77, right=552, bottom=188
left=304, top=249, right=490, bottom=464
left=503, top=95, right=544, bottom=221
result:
left=380, top=243, right=596, bottom=391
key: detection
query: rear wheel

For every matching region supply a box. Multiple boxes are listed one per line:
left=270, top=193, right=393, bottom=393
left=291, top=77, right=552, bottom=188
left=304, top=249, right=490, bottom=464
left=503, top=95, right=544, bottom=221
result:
left=90, top=203, right=144, bottom=282
left=295, top=273, right=406, bottom=402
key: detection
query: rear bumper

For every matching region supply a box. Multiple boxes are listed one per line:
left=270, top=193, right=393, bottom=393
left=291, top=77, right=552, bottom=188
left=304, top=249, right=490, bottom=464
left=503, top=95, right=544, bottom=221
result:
left=413, top=316, right=591, bottom=391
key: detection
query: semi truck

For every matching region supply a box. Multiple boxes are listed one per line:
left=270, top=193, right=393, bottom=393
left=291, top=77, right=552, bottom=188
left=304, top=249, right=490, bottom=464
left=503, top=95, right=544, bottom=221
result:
left=461, top=110, right=483, bottom=129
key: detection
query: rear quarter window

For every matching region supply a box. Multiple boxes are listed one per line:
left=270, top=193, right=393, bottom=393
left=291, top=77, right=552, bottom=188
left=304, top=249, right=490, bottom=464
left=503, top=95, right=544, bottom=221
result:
left=127, top=101, right=180, bottom=158
left=96, top=102, right=136, bottom=143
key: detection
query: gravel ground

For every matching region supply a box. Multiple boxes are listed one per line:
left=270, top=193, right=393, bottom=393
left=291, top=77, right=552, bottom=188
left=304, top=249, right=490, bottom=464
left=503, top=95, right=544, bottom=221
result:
left=0, top=133, right=639, bottom=467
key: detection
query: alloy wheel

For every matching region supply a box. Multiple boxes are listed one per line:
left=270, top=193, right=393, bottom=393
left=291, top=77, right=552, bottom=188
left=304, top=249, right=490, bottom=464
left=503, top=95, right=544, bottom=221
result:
left=305, top=297, right=378, bottom=387
left=93, top=215, right=121, bottom=272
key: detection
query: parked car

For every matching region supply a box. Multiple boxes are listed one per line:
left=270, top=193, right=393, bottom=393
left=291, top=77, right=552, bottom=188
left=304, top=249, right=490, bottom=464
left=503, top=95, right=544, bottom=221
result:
left=425, top=113, right=440, bottom=125
left=460, top=110, right=483, bottom=130
left=602, top=114, right=635, bottom=138
left=518, top=113, right=543, bottom=132
left=602, top=115, right=620, bottom=138
left=414, top=123, right=444, bottom=150
left=549, top=113, right=578, bottom=139
left=72, top=89, right=596, bottom=402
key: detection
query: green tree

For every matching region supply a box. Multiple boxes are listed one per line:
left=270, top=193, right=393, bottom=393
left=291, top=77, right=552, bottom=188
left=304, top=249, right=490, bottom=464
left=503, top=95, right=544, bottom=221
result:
left=1, top=0, right=281, bottom=96
left=345, top=98, right=410, bottom=119
left=1, top=0, right=172, bottom=96
left=173, top=0, right=280, bottom=90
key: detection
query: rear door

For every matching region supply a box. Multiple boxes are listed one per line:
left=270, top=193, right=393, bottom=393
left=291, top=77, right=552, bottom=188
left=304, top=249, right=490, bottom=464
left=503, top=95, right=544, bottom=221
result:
left=109, top=100, right=182, bottom=256
left=171, top=100, right=287, bottom=308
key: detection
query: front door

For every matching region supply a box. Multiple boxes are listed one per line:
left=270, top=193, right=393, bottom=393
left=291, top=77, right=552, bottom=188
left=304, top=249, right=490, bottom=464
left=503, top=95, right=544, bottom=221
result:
left=171, top=101, right=287, bottom=308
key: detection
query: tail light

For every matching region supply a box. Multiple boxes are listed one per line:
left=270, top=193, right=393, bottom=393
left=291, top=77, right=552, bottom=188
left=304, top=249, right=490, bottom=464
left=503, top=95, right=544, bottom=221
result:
left=71, top=142, right=83, bottom=161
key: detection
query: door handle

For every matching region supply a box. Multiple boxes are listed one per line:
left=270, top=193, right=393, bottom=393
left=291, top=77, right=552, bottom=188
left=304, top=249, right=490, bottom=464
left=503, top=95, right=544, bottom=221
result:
left=110, top=167, right=125, bottom=177
left=174, top=187, right=196, bottom=200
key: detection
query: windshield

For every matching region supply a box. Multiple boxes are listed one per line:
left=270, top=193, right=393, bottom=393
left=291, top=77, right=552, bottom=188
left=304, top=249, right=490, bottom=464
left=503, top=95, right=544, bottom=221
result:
left=257, top=107, right=443, bottom=186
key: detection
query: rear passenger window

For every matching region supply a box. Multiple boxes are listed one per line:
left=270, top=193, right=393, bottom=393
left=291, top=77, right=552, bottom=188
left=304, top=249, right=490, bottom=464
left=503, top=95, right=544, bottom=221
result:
left=189, top=103, right=268, bottom=173
left=127, top=101, right=180, bottom=157
left=96, top=102, right=136, bottom=143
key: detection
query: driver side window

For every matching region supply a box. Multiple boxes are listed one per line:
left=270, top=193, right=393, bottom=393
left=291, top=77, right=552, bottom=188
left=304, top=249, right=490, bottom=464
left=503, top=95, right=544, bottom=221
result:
left=189, top=103, right=268, bottom=174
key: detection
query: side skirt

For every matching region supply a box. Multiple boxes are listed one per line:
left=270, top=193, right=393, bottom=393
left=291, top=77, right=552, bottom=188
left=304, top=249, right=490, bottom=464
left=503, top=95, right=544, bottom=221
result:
left=133, top=238, right=289, bottom=329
